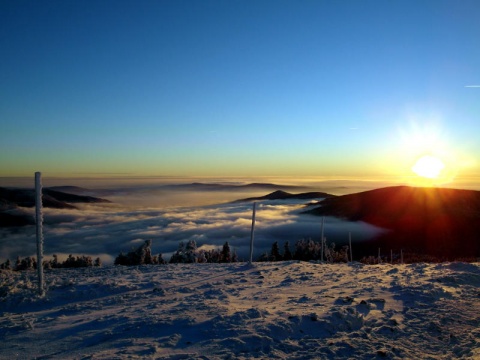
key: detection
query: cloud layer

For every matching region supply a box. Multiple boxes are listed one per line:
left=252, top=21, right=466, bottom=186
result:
left=0, top=189, right=385, bottom=264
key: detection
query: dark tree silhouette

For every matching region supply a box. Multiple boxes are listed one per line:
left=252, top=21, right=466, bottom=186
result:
left=270, top=241, right=282, bottom=261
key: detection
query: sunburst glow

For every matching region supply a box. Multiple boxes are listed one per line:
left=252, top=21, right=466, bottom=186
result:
left=412, top=155, right=445, bottom=179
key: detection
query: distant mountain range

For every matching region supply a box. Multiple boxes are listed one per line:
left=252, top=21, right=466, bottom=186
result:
left=234, top=190, right=334, bottom=202
left=305, top=186, right=480, bottom=258
left=0, top=187, right=110, bottom=228
left=163, top=182, right=307, bottom=192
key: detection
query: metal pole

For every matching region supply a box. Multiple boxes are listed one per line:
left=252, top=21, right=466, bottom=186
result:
left=249, top=202, right=256, bottom=263
left=35, top=172, right=45, bottom=296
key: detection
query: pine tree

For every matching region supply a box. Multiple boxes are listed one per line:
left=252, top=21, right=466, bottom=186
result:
left=185, top=240, right=197, bottom=263
left=271, top=241, right=282, bottom=261
left=157, top=253, right=167, bottom=264
left=221, top=241, right=231, bottom=263
left=283, top=241, right=293, bottom=261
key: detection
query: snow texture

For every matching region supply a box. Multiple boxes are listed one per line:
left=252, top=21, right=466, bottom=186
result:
left=1, top=261, right=479, bottom=359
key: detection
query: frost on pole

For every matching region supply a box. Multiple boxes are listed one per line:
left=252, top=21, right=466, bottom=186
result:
left=249, top=202, right=256, bottom=263
left=35, top=172, right=45, bottom=296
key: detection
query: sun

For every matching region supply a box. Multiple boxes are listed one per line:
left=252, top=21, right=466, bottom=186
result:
left=411, top=155, right=445, bottom=179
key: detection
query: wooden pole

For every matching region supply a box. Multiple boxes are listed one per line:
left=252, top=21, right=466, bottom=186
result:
left=349, top=232, right=353, bottom=262
left=35, top=172, right=45, bottom=296
left=249, top=202, right=256, bottom=263
left=320, top=217, right=324, bottom=262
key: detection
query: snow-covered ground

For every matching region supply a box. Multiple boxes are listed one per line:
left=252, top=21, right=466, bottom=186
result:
left=1, top=261, right=479, bottom=359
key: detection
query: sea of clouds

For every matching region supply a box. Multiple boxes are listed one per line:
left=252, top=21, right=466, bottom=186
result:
left=0, top=183, right=386, bottom=264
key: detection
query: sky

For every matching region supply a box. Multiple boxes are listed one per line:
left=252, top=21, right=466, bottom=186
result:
left=1, top=0, right=479, bottom=184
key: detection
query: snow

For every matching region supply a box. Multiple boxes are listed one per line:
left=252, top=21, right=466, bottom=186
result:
left=1, top=261, right=479, bottom=359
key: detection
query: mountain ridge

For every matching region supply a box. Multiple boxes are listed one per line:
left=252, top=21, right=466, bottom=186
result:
left=305, top=185, right=480, bottom=258
left=0, top=187, right=110, bottom=228
left=234, top=190, right=335, bottom=202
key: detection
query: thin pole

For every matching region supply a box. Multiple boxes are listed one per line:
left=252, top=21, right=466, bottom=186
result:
left=391, top=249, right=393, bottom=264
left=320, top=217, right=324, bottom=262
left=249, top=202, right=256, bottom=263
left=378, top=248, right=381, bottom=264
left=349, top=232, right=353, bottom=262
left=35, top=172, right=45, bottom=296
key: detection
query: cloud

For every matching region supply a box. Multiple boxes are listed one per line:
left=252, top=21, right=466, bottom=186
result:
left=0, top=189, right=385, bottom=264
left=464, top=85, right=480, bottom=88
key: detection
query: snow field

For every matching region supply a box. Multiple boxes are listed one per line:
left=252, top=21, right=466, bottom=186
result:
left=1, top=261, right=479, bottom=359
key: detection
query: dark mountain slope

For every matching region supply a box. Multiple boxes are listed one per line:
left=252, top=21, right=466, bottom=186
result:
left=0, top=187, right=110, bottom=227
left=306, top=186, right=480, bottom=258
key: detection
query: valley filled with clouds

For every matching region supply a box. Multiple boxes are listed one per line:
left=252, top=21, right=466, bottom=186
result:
left=0, top=184, right=385, bottom=264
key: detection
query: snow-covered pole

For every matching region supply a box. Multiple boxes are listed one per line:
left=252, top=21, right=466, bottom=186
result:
left=35, top=172, right=45, bottom=296
left=249, top=202, right=256, bottom=263
left=320, top=217, right=325, bottom=262
left=349, top=232, right=353, bottom=262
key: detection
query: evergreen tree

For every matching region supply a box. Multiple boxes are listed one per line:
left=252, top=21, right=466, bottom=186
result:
left=221, top=241, right=231, bottom=263
left=185, top=240, right=197, bottom=263
left=197, top=250, right=207, bottom=263
left=94, top=257, right=102, bottom=267
left=157, top=253, right=167, bottom=264
left=283, top=241, right=293, bottom=260
left=271, top=241, right=282, bottom=261
left=115, top=240, right=154, bottom=265
left=170, top=241, right=187, bottom=263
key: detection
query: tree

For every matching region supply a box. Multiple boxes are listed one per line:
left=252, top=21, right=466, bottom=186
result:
left=221, top=242, right=231, bottom=263
left=185, top=240, right=197, bottom=263
left=170, top=241, right=187, bottom=263
left=270, top=241, right=282, bottom=261
left=283, top=241, right=293, bottom=261
left=115, top=240, right=154, bottom=265
left=156, top=253, right=167, bottom=264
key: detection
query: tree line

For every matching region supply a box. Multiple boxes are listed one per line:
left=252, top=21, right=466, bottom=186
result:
left=0, top=254, right=101, bottom=271
left=114, top=239, right=238, bottom=265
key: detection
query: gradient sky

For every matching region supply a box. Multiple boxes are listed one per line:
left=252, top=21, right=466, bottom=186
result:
left=1, top=0, right=479, bottom=182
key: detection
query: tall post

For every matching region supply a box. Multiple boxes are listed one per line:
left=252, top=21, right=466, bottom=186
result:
left=320, top=217, right=325, bottom=262
left=378, top=248, right=381, bottom=264
left=35, top=172, right=45, bottom=296
left=349, top=232, right=353, bottom=262
left=249, top=202, right=256, bottom=263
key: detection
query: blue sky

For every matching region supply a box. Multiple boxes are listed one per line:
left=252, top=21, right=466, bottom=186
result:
left=1, top=0, right=479, bottom=182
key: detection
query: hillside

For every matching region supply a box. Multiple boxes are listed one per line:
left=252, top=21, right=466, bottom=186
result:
left=0, top=187, right=110, bottom=228
left=306, top=186, right=480, bottom=258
